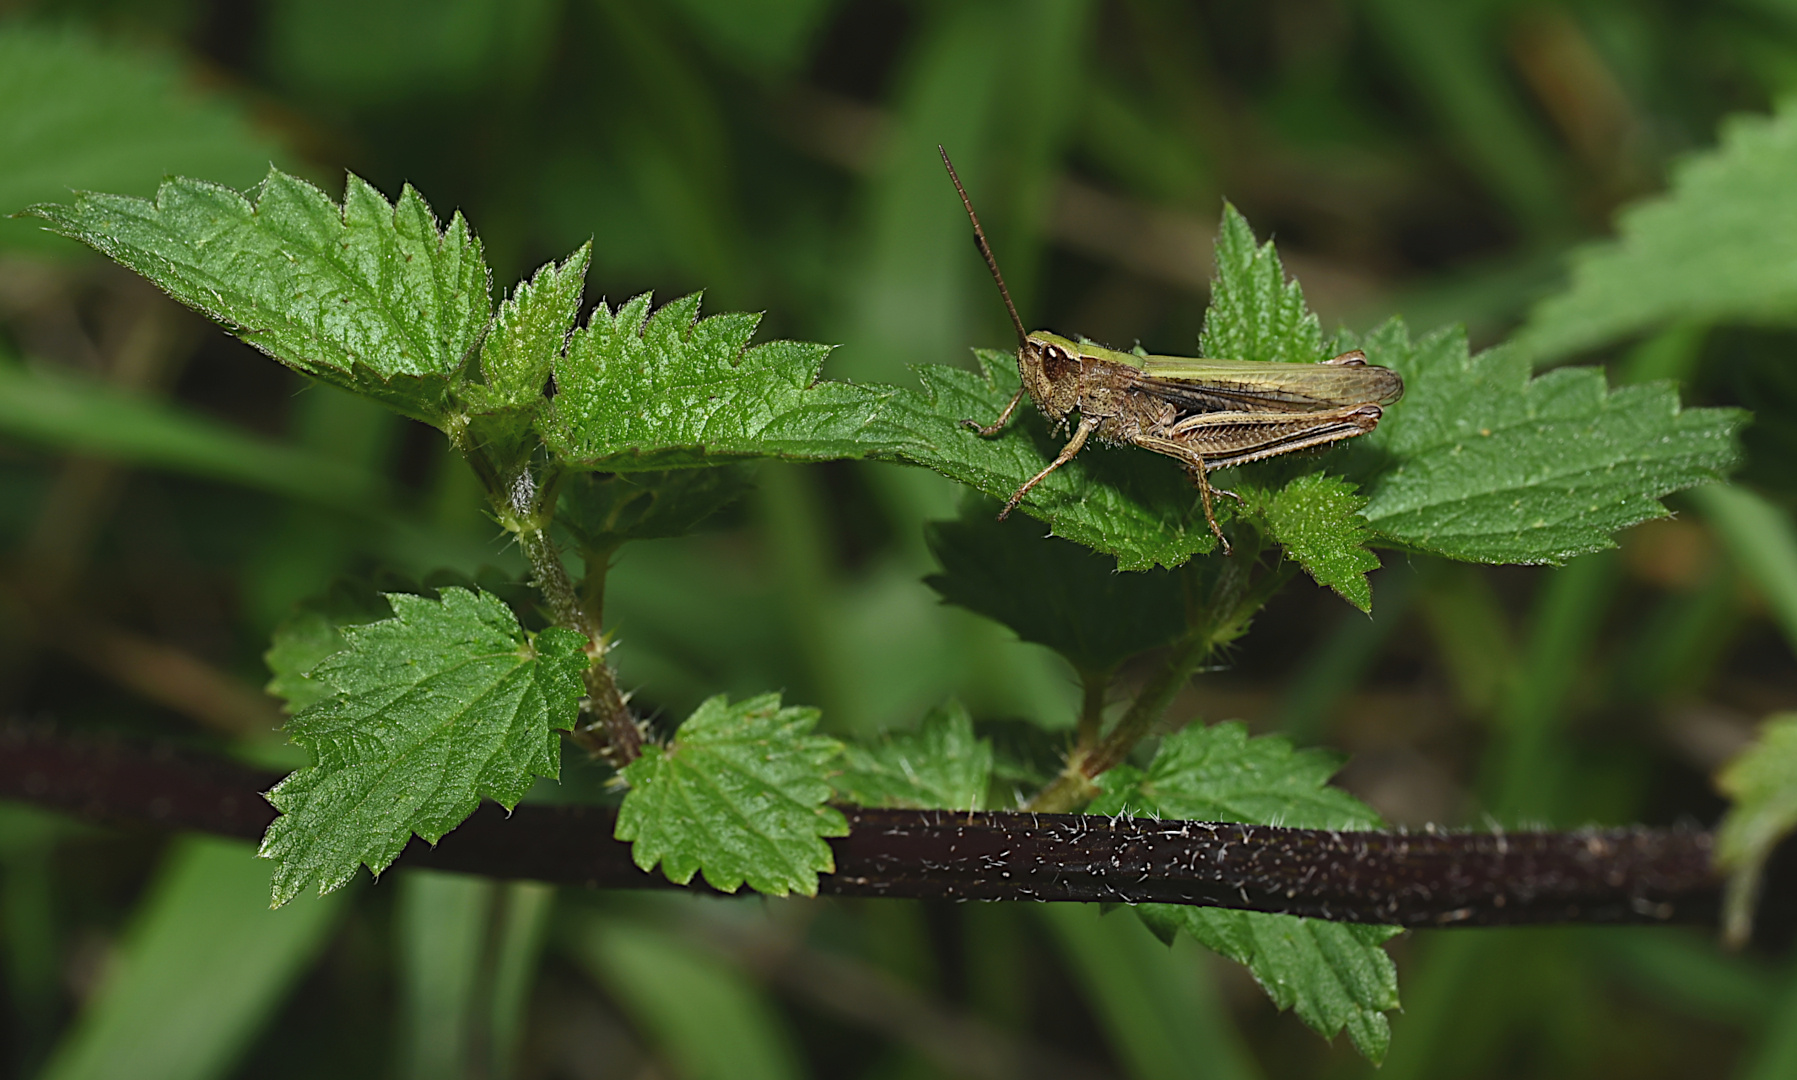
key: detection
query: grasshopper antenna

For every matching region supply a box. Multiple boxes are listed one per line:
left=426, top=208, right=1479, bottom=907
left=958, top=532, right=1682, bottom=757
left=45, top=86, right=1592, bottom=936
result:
left=940, top=145, right=1027, bottom=350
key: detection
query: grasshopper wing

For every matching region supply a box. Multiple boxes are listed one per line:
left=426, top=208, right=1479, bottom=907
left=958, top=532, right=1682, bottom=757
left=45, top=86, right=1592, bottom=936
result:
left=1138, top=354, right=1403, bottom=413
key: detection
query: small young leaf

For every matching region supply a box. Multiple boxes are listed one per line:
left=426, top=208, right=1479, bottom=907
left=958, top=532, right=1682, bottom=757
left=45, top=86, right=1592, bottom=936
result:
left=1351, top=319, right=1743, bottom=564
left=22, top=170, right=491, bottom=423
left=462, top=244, right=589, bottom=469
left=263, top=587, right=396, bottom=715
left=482, top=247, right=587, bottom=404
left=1089, top=722, right=1398, bottom=1062
left=924, top=497, right=1188, bottom=673
left=259, top=588, right=587, bottom=906
left=1244, top=473, right=1381, bottom=612
left=616, top=693, right=847, bottom=896
left=835, top=700, right=994, bottom=811
left=557, top=466, right=754, bottom=552
left=1201, top=202, right=1325, bottom=365
left=1715, top=713, right=1797, bottom=947
left=1520, top=102, right=1797, bottom=362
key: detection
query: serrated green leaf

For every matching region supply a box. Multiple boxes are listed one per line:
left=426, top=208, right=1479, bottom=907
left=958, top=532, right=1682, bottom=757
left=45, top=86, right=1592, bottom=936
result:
left=1201, top=202, right=1325, bottom=365
left=538, top=289, right=1221, bottom=569
left=876, top=352, right=1222, bottom=570
left=468, top=244, right=589, bottom=408
left=21, top=169, right=492, bottom=423
left=263, top=581, right=408, bottom=715
left=1520, top=102, right=1797, bottom=362
left=461, top=243, right=589, bottom=473
left=0, top=24, right=282, bottom=253
left=557, top=466, right=754, bottom=551
left=923, top=496, right=1188, bottom=672
left=1247, top=473, right=1380, bottom=611
left=543, top=292, right=893, bottom=469
left=834, top=701, right=993, bottom=811
left=616, top=693, right=847, bottom=896
left=1716, top=714, right=1797, bottom=946
left=1088, top=721, right=1381, bottom=829
left=1088, top=721, right=1398, bottom=1061
left=1156, top=909, right=1400, bottom=1065
left=1350, top=319, right=1744, bottom=564
left=259, top=588, right=587, bottom=906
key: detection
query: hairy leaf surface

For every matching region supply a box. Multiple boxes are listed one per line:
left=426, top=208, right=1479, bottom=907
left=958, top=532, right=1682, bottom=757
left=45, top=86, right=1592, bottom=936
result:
left=259, top=589, right=586, bottom=905
left=24, top=169, right=491, bottom=422
left=1246, top=473, right=1381, bottom=611
left=617, top=694, right=847, bottom=896
left=1351, top=320, right=1744, bottom=564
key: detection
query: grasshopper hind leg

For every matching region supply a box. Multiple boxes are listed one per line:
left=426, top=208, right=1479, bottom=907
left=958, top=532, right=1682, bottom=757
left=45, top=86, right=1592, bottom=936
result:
left=1183, top=459, right=1242, bottom=556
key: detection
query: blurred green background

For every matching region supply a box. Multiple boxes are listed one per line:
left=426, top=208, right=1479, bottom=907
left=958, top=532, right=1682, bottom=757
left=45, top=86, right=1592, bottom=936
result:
left=2, top=0, right=1797, bottom=1077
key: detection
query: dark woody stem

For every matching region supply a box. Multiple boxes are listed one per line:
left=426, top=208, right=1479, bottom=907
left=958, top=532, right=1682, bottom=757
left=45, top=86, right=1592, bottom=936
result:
left=0, top=726, right=1728, bottom=929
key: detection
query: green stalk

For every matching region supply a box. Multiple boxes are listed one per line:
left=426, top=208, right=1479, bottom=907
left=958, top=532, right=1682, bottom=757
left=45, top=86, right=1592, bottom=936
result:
left=466, top=438, right=641, bottom=766
left=1026, top=556, right=1293, bottom=813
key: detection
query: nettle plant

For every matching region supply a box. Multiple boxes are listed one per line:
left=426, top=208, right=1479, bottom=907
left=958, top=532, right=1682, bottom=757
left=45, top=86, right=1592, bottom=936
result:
left=23, top=170, right=1743, bottom=1061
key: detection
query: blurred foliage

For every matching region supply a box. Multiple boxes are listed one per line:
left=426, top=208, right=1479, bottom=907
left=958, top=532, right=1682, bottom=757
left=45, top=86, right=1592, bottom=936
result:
left=3, top=1, right=1797, bottom=1078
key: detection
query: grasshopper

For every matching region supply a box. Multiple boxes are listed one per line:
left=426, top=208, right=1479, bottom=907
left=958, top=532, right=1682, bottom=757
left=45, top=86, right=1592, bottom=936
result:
left=942, top=147, right=1403, bottom=555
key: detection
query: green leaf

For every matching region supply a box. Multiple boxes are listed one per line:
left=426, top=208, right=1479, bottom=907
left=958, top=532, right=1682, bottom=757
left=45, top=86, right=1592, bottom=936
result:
left=543, top=292, right=892, bottom=469
left=263, top=582, right=407, bottom=715
left=1350, top=319, right=1744, bottom=564
left=258, top=588, right=587, bottom=906
left=0, top=24, right=282, bottom=253
left=872, top=352, right=1224, bottom=570
left=1519, top=102, right=1797, bottom=362
left=539, top=290, right=1222, bottom=570
left=1245, top=473, right=1380, bottom=612
left=834, top=701, right=993, bottom=811
left=923, top=497, right=1188, bottom=672
left=21, top=169, right=492, bottom=423
left=616, top=693, right=847, bottom=896
left=463, top=244, right=589, bottom=470
left=1715, top=714, right=1797, bottom=947
left=1088, top=722, right=1398, bottom=1062
left=1088, top=721, right=1381, bottom=829
left=1135, top=906, right=1401, bottom=1066
left=1201, top=202, right=1325, bottom=365
left=556, top=466, right=754, bottom=552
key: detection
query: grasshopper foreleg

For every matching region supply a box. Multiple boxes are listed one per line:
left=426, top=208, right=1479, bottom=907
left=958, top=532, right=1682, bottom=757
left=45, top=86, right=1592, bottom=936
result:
left=998, top=414, right=1097, bottom=520
left=963, top=385, right=1027, bottom=438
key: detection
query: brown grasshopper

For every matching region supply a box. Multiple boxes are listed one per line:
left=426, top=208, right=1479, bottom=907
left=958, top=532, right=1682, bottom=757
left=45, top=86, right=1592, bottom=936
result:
left=942, top=147, right=1402, bottom=555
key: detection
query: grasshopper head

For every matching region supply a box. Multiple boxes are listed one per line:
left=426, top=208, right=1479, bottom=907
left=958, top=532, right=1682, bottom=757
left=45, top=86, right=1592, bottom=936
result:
left=1018, top=331, right=1085, bottom=423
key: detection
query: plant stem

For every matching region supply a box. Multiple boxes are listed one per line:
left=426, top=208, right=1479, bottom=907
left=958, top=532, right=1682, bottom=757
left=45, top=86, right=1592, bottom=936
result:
left=1074, top=667, right=1109, bottom=751
left=1026, top=558, right=1295, bottom=813
left=479, top=452, right=641, bottom=767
